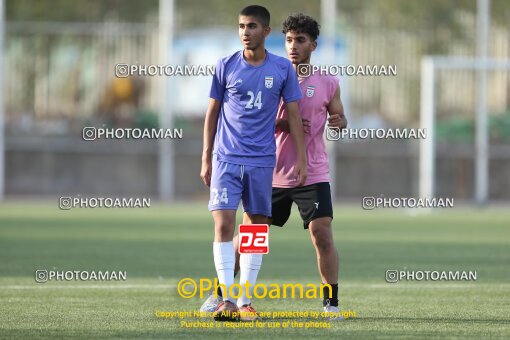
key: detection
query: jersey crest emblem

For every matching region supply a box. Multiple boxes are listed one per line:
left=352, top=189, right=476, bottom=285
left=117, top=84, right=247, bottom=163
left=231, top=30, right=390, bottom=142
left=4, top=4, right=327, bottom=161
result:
left=306, top=85, right=316, bottom=97
left=265, top=76, right=273, bottom=89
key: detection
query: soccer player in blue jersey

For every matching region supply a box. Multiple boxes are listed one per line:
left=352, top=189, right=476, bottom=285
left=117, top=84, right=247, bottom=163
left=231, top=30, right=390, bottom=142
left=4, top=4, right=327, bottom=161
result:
left=200, top=5, right=307, bottom=321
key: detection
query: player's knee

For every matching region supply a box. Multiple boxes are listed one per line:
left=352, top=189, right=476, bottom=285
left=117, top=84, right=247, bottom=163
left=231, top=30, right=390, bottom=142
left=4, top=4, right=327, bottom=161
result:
left=314, top=233, right=334, bottom=253
left=244, top=213, right=269, bottom=224
left=215, top=221, right=233, bottom=233
left=214, top=217, right=235, bottom=240
left=310, top=222, right=334, bottom=253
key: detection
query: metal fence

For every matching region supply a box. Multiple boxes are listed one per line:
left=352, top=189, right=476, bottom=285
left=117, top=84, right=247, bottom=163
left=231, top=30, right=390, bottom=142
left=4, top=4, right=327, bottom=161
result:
left=3, top=17, right=510, bottom=200
left=5, top=21, right=160, bottom=134
left=4, top=18, right=510, bottom=131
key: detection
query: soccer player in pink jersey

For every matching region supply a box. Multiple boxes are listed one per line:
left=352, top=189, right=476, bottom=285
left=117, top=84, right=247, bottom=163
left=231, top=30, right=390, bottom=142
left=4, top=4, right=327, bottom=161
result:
left=271, top=13, right=347, bottom=318
left=201, top=13, right=347, bottom=319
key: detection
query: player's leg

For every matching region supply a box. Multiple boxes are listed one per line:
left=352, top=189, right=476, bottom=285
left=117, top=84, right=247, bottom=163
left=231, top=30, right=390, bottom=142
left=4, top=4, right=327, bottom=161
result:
left=308, top=216, right=343, bottom=320
left=308, top=217, right=339, bottom=300
left=309, top=216, right=338, bottom=283
left=203, top=187, right=292, bottom=313
left=203, top=229, right=239, bottom=313
left=210, top=209, right=240, bottom=320
left=236, top=165, right=273, bottom=320
left=212, top=209, right=237, bottom=299
left=233, top=187, right=293, bottom=275
left=292, top=182, right=342, bottom=319
left=231, top=186, right=292, bottom=309
left=236, top=212, right=267, bottom=320
left=207, top=158, right=243, bottom=320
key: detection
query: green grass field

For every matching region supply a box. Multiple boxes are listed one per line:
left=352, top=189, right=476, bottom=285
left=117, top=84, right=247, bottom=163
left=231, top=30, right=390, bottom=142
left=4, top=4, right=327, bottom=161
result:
left=1, top=202, right=509, bottom=339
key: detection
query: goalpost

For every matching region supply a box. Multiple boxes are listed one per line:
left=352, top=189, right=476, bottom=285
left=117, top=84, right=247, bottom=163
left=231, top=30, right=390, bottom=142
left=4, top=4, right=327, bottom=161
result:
left=419, top=56, right=510, bottom=204
left=419, top=0, right=510, bottom=206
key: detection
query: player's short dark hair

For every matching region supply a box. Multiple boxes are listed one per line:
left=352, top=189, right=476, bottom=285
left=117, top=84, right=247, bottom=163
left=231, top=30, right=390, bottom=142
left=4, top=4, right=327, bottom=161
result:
left=239, top=5, right=270, bottom=27
left=282, top=13, right=320, bottom=41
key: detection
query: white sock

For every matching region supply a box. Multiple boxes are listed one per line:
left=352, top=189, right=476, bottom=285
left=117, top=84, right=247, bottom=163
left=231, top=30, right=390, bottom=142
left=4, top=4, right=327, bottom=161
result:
left=237, top=253, right=263, bottom=307
left=213, top=241, right=235, bottom=303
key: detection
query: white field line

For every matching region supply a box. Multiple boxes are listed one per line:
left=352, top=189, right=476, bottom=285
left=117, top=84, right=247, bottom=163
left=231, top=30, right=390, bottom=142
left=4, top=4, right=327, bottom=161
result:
left=1, top=283, right=509, bottom=290
left=2, top=284, right=177, bottom=289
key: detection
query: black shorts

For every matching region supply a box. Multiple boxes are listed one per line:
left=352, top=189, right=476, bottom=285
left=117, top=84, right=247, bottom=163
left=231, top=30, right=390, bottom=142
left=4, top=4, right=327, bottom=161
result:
left=271, top=182, right=333, bottom=229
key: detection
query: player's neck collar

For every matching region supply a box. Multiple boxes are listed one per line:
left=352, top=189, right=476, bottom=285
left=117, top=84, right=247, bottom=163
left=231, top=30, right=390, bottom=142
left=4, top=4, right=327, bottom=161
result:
left=242, top=49, right=268, bottom=67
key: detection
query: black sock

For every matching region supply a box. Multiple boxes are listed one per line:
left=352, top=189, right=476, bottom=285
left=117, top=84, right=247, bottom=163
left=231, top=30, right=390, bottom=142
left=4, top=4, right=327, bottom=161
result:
left=322, top=283, right=339, bottom=307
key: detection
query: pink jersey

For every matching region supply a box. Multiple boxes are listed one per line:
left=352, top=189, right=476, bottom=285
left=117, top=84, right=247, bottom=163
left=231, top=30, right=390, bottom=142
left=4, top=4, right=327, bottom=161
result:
left=273, top=73, right=339, bottom=188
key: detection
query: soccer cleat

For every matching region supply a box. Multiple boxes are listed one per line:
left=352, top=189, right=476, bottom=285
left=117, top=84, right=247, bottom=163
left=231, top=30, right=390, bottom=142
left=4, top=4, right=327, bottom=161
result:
left=213, top=300, right=240, bottom=321
left=238, top=304, right=260, bottom=321
left=323, top=302, right=345, bottom=321
left=200, top=292, right=223, bottom=313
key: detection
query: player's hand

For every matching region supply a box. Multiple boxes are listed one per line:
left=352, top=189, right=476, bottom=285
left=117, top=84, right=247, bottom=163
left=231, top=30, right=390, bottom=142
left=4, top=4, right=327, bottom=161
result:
left=302, top=118, right=311, bottom=134
left=275, top=118, right=290, bottom=133
left=200, top=159, right=212, bottom=187
left=293, top=159, right=308, bottom=186
left=276, top=118, right=310, bottom=134
left=328, top=113, right=347, bottom=130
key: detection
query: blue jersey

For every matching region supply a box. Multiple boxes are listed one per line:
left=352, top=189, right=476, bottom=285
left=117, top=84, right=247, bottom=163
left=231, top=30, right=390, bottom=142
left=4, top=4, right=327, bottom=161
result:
left=210, top=50, right=302, bottom=167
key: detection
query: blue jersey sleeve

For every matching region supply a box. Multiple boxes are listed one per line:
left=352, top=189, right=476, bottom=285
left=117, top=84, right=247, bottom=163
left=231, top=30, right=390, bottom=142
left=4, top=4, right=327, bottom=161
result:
left=281, top=61, right=302, bottom=103
left=209, top=58, right=225, bottom=100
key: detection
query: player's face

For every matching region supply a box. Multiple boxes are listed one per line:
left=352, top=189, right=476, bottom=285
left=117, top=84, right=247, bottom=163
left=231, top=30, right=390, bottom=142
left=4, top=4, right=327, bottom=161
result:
left=238, top=16, right=269, bottom=50
left=285, top=31, right=317, bottom=65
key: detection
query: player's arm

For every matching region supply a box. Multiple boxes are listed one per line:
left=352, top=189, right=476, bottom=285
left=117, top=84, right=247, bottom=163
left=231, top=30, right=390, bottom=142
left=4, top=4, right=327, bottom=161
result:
left=276, top=117, right=310, bottom=134
left=286, top=101, right=308, bottom=186
left=326, top=86, right=347, bottom=129
left=200, top=98, right=221, bottom=187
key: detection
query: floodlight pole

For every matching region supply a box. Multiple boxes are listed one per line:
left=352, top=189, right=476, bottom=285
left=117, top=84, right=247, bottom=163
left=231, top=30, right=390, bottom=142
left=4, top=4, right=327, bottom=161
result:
left=419, top=58, right=435, bottom=199
left=475, top=0, right=490, bottom=205
left=0, top=0, right=5, bottom=201
left=158, top=0, right=175, bottom=201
